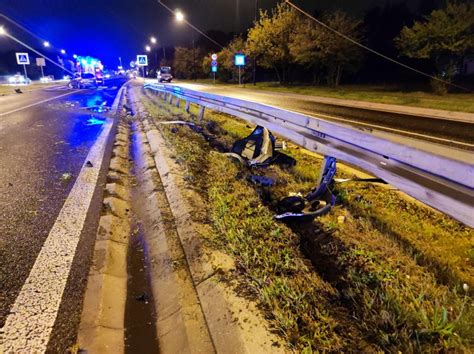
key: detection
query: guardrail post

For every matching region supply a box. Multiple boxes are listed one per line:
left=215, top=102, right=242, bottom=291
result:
left=168, top=94, right=173, bottom=104
left=198, top=105, right=205, bottom=121
left=185, top=101, right=190, bottom=113
left=175, top=98, right=180, bottom=108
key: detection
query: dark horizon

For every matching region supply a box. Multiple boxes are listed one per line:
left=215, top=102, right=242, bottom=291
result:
left=0, top=0, right=442, bottom=70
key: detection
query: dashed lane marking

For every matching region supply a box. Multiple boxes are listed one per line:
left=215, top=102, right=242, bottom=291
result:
left=0, top=118, right=114, bottom=353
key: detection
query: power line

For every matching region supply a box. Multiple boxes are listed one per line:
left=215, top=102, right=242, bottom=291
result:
left=285, top=0, right=471, bottom=92
left=156, top=1, right=224, bottom=49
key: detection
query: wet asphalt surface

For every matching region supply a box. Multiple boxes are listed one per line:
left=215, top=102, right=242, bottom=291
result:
left=0, top=79, right=125, bottom=350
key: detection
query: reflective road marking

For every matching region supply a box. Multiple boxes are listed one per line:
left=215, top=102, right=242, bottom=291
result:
left=1, top=118, right=113, bottom=353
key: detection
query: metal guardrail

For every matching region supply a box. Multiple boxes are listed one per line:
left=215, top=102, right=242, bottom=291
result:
left=143, top=83, right=474, bottom=227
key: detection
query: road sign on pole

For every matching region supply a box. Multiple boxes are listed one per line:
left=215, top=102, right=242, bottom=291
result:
left=136, top=55, right=148, bottom=66
left=16, top=53, right=30, bottom=79
left=36, top=58, right=45, bottom=66
left=36, top=58, right=46, bottom=78
left=234, top=54, right=246, bottom=67
left=234, top=54, right=246, bottom=85
left=210, top=54, right=218, bottom=84
left=16, top=53, right=30, bottom=65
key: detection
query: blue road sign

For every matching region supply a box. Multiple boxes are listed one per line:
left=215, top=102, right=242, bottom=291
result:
left=16, top=53, right=30, bottom=65
left=211, top=60, right=217, bottom=67
left=211, top=66, right=218, bottom=73
left=136, top=55, right=148, bottom=66
left=234, top=54, right=246, bottom=66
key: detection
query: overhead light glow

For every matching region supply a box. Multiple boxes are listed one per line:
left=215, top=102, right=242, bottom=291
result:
left=150, top=36, right=157, bottom=44
left=73, top=54, right=77, bottom=59
left=145, top=45, right=151, bottom=52
left=43, top=41, right=50, bottom=47
left=60, top=49, right=66, bottom=54
left=0, top=27, right=6, bottom=35
left=175, top=10, right=184, bottom=22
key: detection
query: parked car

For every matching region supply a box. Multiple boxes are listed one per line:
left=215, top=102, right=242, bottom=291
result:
left=40, top=75, right=54, bottom=83
left=69, top=73, right=98, bottom=89
left=8, top=74, right=31, bottom=85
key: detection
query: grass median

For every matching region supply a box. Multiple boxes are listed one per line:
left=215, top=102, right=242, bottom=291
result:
left=138, top=87, right=473, bottom=352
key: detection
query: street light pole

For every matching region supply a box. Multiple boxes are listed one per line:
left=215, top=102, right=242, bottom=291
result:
left=252, top=0, right=258, bottom=85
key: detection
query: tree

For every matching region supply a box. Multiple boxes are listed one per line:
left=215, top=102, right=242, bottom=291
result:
left=173, top=47, right=204, bottom=80
left=289, top=18, right=325, bottom=84
left=289, top=11, right=364, bottom=87
left=246, top=2, right=301, bottom=83
left=396, top=1, right=474, bottom=93
left=322, top=12, right=364, bottom=87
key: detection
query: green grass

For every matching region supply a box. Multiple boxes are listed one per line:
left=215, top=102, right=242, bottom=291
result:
left=183, top=80, right=474, bottom=113
left=139, top=87, right=473, bottom=352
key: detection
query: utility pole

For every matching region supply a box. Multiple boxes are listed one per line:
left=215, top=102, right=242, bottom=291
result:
left=252, top=0, right=258, bottom=85
left=192, top=33, right=196, bottom=81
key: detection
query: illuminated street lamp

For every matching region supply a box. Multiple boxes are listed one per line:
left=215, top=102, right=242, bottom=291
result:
left=0, top=26, right=6, bottom=35
left=60, top=49, right=66, bottom=54
left=150, top=36, right=157, bottom=44
left=175, top=10, right=184, bottom=22
left=145, top=45, right=151, bottom=52
left=43, top=41, right=50, bottom=47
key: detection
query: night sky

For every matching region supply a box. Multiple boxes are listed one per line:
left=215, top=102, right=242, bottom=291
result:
left=0, top=0, right=433, bottom=68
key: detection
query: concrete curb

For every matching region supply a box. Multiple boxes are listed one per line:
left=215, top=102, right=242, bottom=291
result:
left=77, top=92, right=131, bottom=353
left=131, top=120, right=215, bottom=353
left=129, top=85, right=286, bottom=353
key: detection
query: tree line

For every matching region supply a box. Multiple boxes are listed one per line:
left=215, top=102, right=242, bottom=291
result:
left=171, top=1, right=473, bottom=93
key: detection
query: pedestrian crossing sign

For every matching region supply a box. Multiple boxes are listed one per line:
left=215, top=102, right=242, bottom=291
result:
left=16, top=52, right=30, bottom=65
left=136, top=55, right=148, bottom=66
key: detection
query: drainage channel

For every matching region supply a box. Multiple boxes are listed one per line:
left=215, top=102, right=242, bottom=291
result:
left=124, top=219, right=159, bottom=353
left=124, top=127, right=160, bottom=354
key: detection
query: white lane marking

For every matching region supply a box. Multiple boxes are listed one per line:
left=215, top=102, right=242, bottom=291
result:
left=1, top=119, right=113, bottom=353
left=0, top=91, right=77, bottom=117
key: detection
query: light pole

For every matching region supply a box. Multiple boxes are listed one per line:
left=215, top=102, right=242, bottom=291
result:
left=253, top=0, right=258, bottom=85
left=145, top=45, right=152, bottom=78
left=175, top=10, right=196, bottom=80
left=149, top=36, right=159, bottom=69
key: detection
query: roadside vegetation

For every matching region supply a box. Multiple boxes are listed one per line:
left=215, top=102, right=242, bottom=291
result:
left=139, top=88, right=473, bottom=352
left=173, top=1, right=473, bottom=95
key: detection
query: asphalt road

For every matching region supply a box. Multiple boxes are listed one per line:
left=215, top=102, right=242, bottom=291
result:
left=169, top=82, right=474, bottom=149
left=0, top=79, right=125, bottom=351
